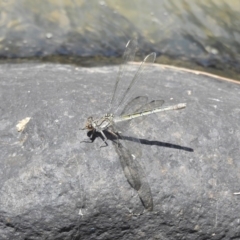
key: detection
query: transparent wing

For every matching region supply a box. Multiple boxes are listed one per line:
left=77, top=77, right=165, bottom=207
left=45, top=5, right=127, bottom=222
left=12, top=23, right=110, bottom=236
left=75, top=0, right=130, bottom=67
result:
left=121, top=96, right=149, bottom=115
left=112, top=127, right=153, bottom=211
left=136, top=99, right=165, bottom=112
left=115, top=97, right=165, bottom=133
left=110, top=39, right=156, bottom=115
left=116, top=52, right=156, bottom=113
left=110, top=39, right=138, bottom=113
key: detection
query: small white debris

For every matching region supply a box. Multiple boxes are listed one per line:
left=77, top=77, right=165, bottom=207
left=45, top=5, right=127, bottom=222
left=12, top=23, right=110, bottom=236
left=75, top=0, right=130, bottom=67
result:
left=208, top=98, right=221, bottom=102
left=46, top=33, right=53, bottom=39
left=205, top=46, right=218, bottom=55
left=99, top=1, right=106, bottom=6
left=79, top=209, right=84, bottom=216
left=131, top=154, right=136, bottom=160
left=16, top=117, right=31, bottom=132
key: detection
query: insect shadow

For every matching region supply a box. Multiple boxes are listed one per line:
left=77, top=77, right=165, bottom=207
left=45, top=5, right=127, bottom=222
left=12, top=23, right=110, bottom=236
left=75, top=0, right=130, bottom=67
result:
left=86, top=129, right=194, bottom=152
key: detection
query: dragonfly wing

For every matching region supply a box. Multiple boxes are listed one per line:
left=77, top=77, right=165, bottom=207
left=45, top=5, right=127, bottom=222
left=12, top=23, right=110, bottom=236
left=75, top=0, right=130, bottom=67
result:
left=116, top=52, right=156, bottom=112
left=110, top=38, right=156, bottom=115
left=110, top=39, right=138, bottom=113
left=121, top=96, right=149, bottom=115
left=138, top=99, right=165, bottom=112
left=111, top=125, right=153, bottom=211
left=116, top=98, right=165, bottom=133
left=115, top=96, right=148, bottom=133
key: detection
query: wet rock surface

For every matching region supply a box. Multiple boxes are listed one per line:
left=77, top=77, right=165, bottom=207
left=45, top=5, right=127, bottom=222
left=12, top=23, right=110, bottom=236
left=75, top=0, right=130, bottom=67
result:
left=0, top=62, right=240, bottom=239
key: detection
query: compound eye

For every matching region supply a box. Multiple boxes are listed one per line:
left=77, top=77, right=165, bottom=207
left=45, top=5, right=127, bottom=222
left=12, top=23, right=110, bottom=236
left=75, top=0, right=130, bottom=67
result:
left=87, top=124, right=93, bottom=130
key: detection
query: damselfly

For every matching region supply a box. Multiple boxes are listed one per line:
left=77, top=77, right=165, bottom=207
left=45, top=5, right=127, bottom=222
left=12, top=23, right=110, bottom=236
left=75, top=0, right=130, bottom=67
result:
left=82, top=39, right=186, bottom=211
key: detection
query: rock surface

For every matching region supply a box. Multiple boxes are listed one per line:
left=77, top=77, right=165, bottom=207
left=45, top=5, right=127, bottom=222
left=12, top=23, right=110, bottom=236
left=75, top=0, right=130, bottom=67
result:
left=0, top=62, right=240, bottom=239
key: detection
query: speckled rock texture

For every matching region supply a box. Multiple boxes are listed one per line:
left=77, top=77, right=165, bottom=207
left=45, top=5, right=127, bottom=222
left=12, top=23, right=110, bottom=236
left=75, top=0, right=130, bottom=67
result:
left=0, top=62, right=240, bottom=239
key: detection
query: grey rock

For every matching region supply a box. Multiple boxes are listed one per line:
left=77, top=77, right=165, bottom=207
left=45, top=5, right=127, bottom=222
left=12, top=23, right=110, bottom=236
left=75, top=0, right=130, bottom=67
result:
left=0, top=62, right=240, bottom=239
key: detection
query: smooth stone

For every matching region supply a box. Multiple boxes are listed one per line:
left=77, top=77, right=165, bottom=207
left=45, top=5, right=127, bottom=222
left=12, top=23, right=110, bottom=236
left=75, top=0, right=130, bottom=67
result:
left=0, top=62, right=240, bottom=239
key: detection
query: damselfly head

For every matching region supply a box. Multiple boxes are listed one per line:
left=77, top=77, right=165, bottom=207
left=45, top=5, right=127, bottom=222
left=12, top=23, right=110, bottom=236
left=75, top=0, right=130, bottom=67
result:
left=81, top=117, right=94, bottom=131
